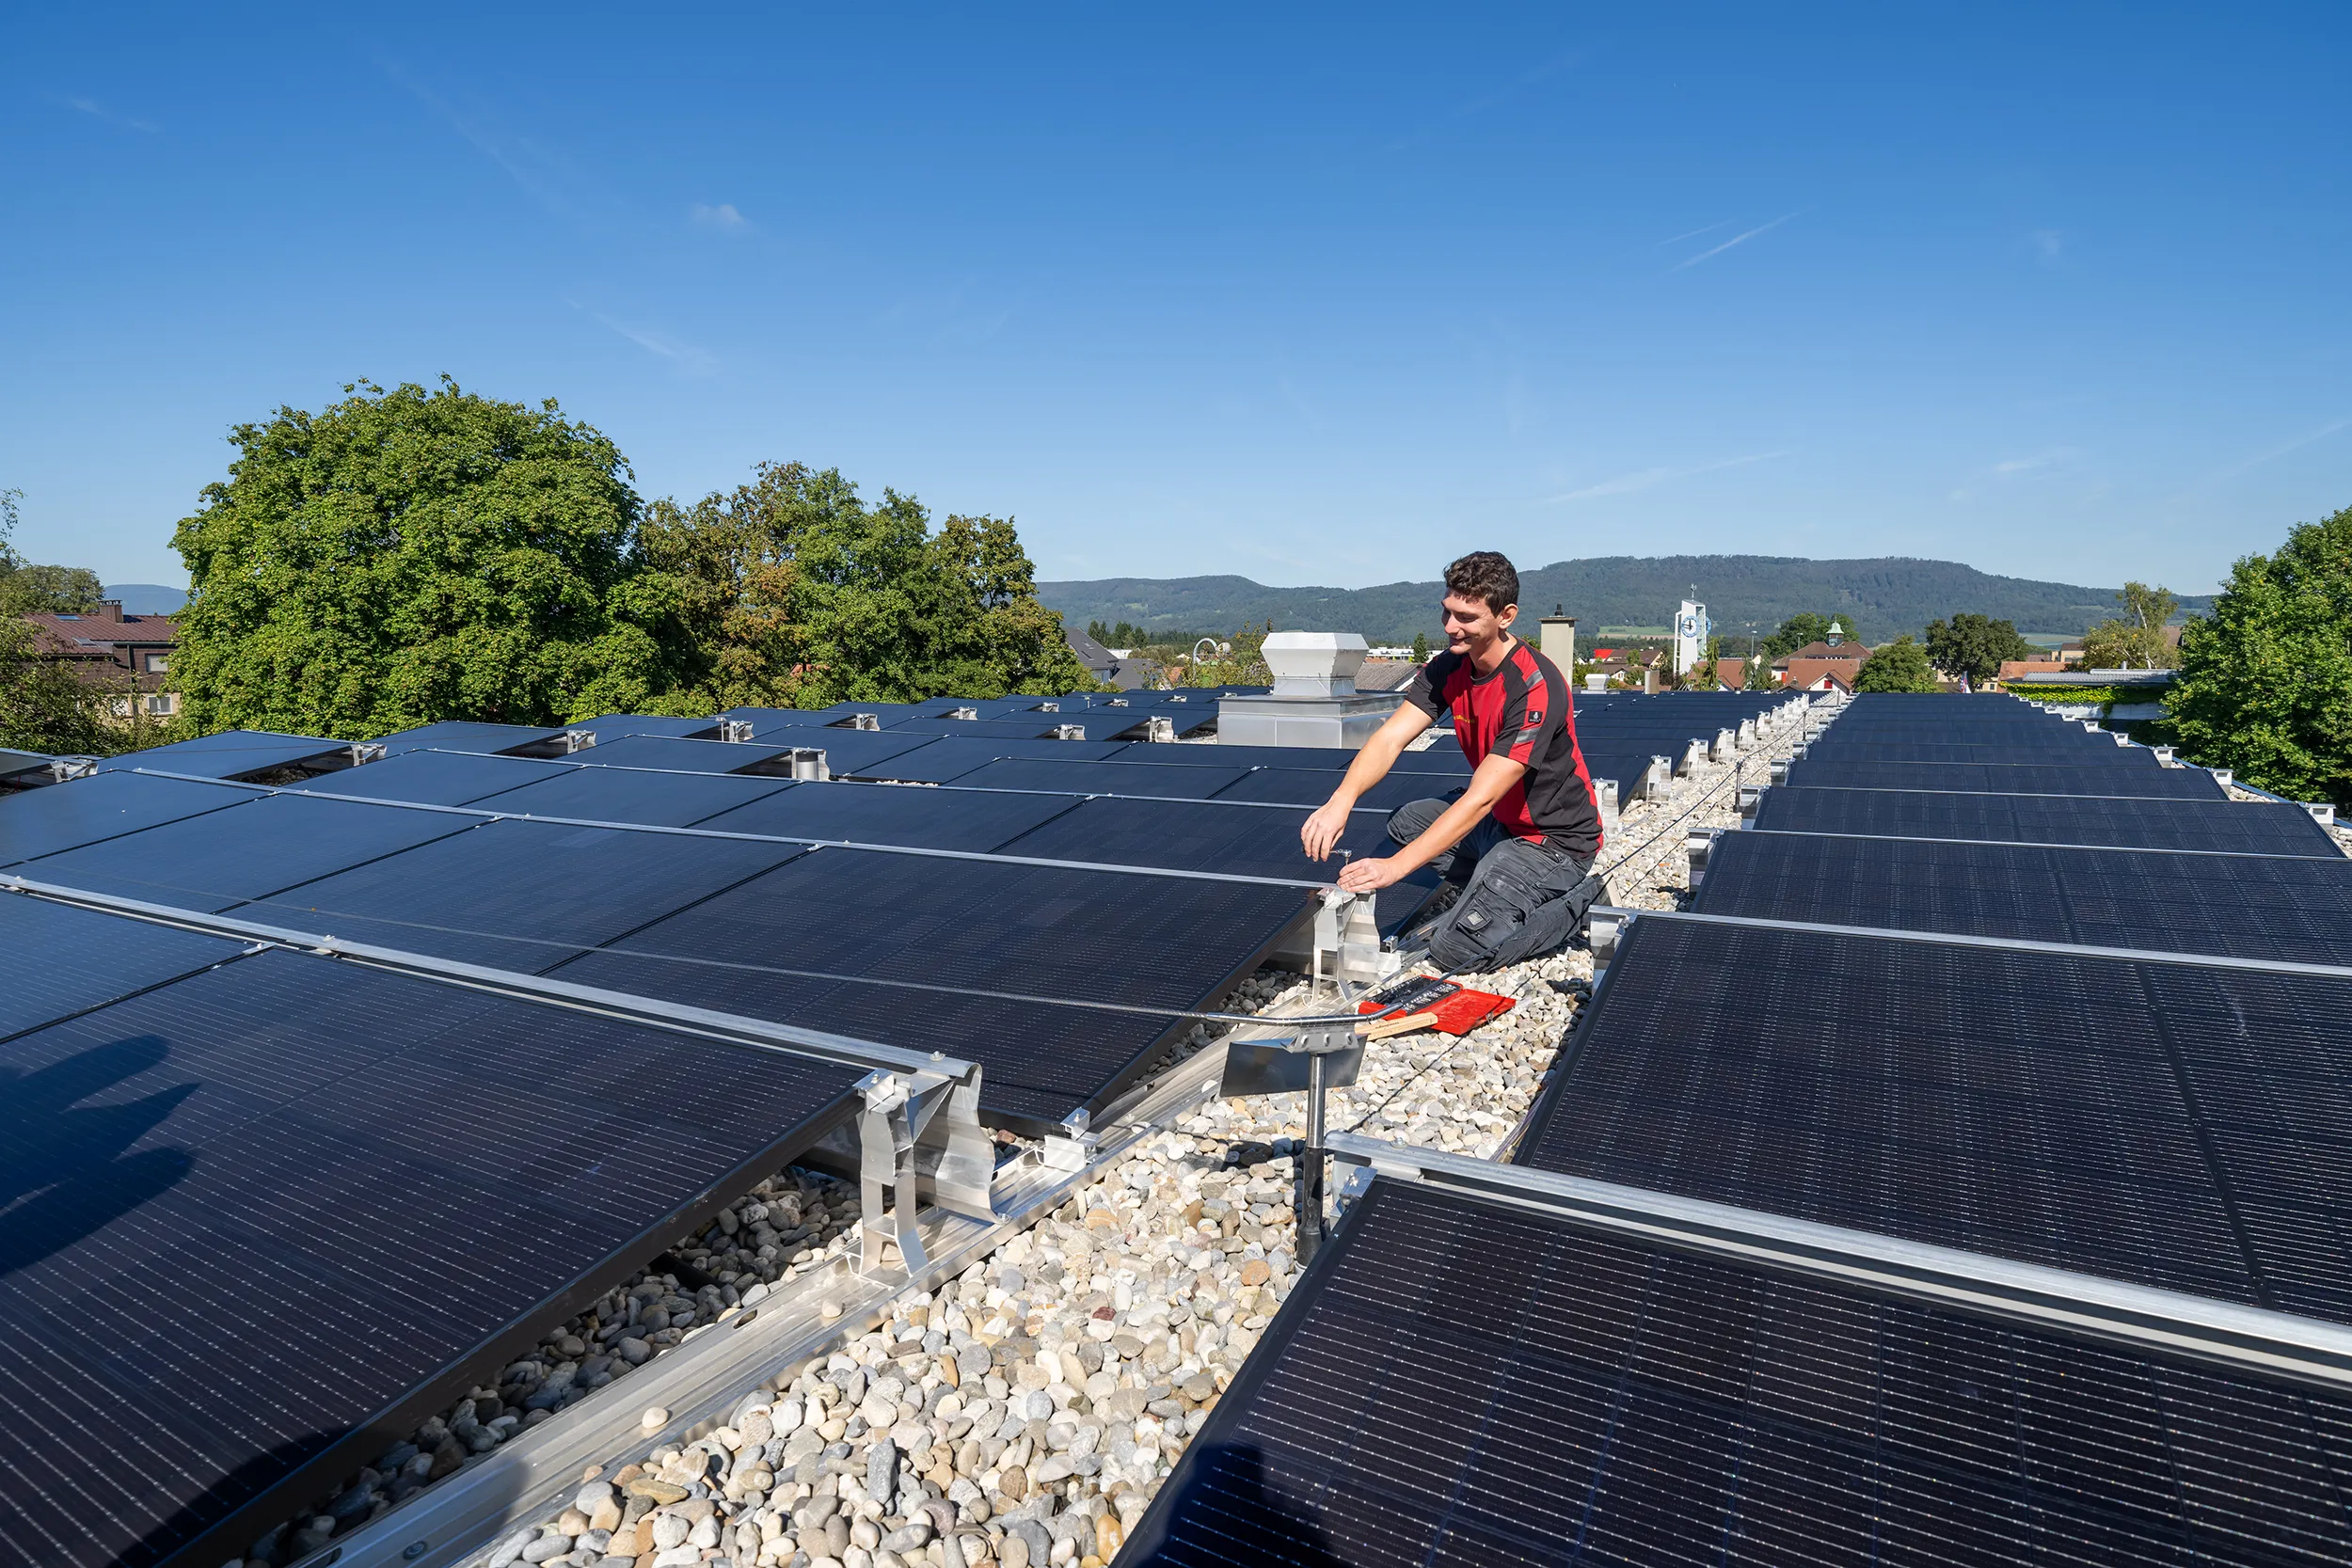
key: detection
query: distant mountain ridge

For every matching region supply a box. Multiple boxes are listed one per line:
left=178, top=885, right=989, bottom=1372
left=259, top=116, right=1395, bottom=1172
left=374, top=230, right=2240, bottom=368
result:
left=1039, top=556, right=2209, bottom=644
left=103, top=583, right=187, bottom=615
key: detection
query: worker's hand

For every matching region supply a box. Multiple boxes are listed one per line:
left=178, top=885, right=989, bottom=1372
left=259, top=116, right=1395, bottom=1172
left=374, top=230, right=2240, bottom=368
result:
left=1336, top=855, right=1406, bottom=893
left=1300, top=801, right=1352, bottom=862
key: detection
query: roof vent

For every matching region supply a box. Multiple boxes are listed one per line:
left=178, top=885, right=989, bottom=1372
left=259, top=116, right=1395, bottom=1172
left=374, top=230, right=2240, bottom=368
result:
left=1263, top=631, right=1369, bottom=698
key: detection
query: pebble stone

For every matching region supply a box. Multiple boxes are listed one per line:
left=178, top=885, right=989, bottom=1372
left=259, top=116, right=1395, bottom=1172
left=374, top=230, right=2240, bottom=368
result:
left=236, top=738, right=1764, bottom=1568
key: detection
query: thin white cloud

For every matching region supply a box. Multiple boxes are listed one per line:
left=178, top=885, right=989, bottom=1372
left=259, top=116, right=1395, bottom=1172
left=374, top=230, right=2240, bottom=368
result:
left=67, top=95, right=157, bottom=133
left=1670, top=210, right=1804, bottom=271
left=1658, top=221, right=1730, bottom=246
left=1994, top=447, right=2079, bottom=475
left=2216, top=414, right=2352, bottom=479
left=1545, top=451, right=1788, bottom=504
left=585, top=309, right=717, bottom=376
left=691, top=202, right=749, bottom=233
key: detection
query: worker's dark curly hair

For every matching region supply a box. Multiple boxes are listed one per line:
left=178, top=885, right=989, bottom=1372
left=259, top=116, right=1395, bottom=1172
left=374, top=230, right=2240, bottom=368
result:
left=1443, top=550, right=1520, bottom=614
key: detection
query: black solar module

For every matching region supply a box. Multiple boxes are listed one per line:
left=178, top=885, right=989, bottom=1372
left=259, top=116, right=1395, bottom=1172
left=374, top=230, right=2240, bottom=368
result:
left=1124, top=1176, right=2352, bottom=1568
left=1099, top=742, right=1470, bottom=775
left=1801, top=740, right=2153, bottom=766
left=0, top=942, right=860, bottom=1568
left=16, top=794, right=485, bottom=913
left=1754, top=784, right=2344, bottom=857
left=738, top=708, right=861, bottom=734
left=1517, top=915, right=2352, bottom=1320
left=236, top=817, right=807, bottom=974
left=0, top=772, right=253, bottom=864
left=880, top=716, right=1106, bottom=740
left=459, top=762, right=797, bottom=828
left=1695, top=829, right=2352, bottom=966
left=1787, top=759, right=2225, bottom=799
left=567, top=734, right=799, bottom=774
left=93, top=730, right=353, bottom=780
left=320, top=748, right=572, bottom=806
left=993, top=796, right=1393, bottom=879
left=845, top=736, right=1132, bottom=783
left=0, top=892, right=246, bottom=1037
left=1209, top=768, right=1458, bottom=814
left=373, top=721, right=571, bottom=757
left=757, top=727, right=935, bottom=776
left=551, top=847, right=1312, bottom=1126
left=562, top=713, right=723, bottom=743
left=946, top=758, right=1257, bottom=800
left=693, top=779, right=1082, bottom=851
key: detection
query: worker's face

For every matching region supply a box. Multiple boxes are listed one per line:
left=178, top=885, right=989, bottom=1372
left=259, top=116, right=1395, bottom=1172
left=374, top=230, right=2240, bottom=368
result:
left=1439, top=593, right=1518, bottom=656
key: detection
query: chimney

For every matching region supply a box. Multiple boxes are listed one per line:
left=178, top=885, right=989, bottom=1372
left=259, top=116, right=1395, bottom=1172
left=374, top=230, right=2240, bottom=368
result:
left=97, top=599, right=123, bottom=622
left=1539, top=605, right=1576, bottom=670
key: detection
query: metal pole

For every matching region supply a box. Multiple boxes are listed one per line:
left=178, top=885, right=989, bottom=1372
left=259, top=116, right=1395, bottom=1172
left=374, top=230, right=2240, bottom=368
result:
left=1298, top=1050, right=1329, bottom=1264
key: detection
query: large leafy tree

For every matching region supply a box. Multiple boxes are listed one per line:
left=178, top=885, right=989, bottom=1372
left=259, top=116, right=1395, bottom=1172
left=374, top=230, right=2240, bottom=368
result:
left=172, top=380, right=680, bottom=736
left=1758, top=611, right=1860, bottom=661
left=634, top=460, right=1092, bottom=711
left=2080, top=580, right=2181, bottom=669
left=1925, top=611, right=2032, bottom=685
left=1852, top=634, right=1939, bottom=693
left=2168, top=509, right=2352, bottom=806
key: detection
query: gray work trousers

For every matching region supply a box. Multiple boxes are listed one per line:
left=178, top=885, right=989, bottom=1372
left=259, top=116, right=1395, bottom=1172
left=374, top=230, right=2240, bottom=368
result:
left=1389, top=794, right=1606, bottom=973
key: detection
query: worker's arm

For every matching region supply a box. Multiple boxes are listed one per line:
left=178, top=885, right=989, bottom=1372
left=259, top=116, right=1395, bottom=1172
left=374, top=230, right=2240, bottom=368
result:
left=1299, top=700, right=1435, bottom=861
left=1336, top=751, right=1526, bottom=892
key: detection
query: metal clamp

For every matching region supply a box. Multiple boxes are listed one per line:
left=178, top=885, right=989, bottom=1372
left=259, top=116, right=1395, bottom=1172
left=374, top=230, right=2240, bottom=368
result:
left=787, top=747, right=829, bottom=781
left=1053, top=724, right=1086, bottom=740
left=855, top=1067, right=994, bottom=1277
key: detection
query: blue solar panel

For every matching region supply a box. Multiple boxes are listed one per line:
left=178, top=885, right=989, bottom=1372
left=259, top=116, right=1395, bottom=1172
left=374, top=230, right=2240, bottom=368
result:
left=755, top=728, right=935, bottom=776
left=945, top=758, right=1254, bottom=800
left=464, top=764, right=797, bottom=828
left=1753, top=785, right=2342, bottom=856
left=16, top=795, right=485, bottom=913
left=879, top=716, right=1104, bottom=739
left=325, top=750, right=573, bottom=806
left=1101, top=741, right=1470, bottom=774
left=1208, top=768, right=1437, bottom=812
left=692, top=779, right=1082, bottom=851
left=237, top=817, right=808, bottom=974
left=573, top=735, right=799, bottom=774
left=1787, top=759, right=2225, bottom=798
left=0, top=943, right=859, bottom=1568
left=373, top=721, right=572, bottom=757
left=845, top=736, right=1133, bottom=783
left=563, top=713, right=723, bottom=743
left=0, top=773, right=254, bottom=865
left=0, top=892, right=245, bottom=1037
left=94, top=730, right=353, bottom=780
left=993, top=796, right=1387, bottom=879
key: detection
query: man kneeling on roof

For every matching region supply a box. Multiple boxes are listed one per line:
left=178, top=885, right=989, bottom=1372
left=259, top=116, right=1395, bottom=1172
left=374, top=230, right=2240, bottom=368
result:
left=1300, top=549, right=1609, bottom=973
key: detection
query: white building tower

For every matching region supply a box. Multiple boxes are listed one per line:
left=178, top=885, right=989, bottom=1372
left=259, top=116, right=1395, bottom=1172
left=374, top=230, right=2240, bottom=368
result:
left=1672, top=594, right=1710, bottom=678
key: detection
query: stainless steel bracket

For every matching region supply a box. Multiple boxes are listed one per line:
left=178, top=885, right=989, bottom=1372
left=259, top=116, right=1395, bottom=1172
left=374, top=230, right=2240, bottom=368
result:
left=854, top=1065, right=994, bottom=1276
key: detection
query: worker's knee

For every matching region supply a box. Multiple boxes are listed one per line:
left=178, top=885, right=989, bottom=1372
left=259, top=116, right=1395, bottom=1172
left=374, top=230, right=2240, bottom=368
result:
left=1426, top=848, right=1605, bottom=973
left=1387, top=792, right=1461, bottom=847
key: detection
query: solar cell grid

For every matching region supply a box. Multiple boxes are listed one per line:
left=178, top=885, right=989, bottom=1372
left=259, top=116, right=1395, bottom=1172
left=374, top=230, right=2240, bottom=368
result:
left=562, top=713, right=723, bottom=743
left=1754, top=785, right=2342, bottom=857
left=1207, top=768, right=1445, bottom=812
left=691, top=778, right=1083, bottom=851
left=92, top=730, right=353, bottom=780
left=0, top=893, right=246, bottom=1038
left=755, top=728, right=934, bottom=776
left=1101, top=741, right=1469, bottom=774
left=16, top=794, right=485, bottom=913
left=946, top=758, right=1255, bottom=800
left=566, top=734, right=800, bottom=774
left=1695, top=830, right=2352, bottom=965
left=847, top=736, right=1132, bottom=782
left=1788, top=759, right=2223, bottom=799
left=318, top=748, right=573, bottom=806
left=0, top=772, right=253, bottom=864
left=1125, top=1178, right=2352, bottom=1568
left=1518, top=916, right=2352, bottom=1320
left=471, top=763, right=798, bottom=827
left=234, top=816, right=807, bottom=974
left=1800, top=741, right=2153, bottom=766
left=550, top=847, right=1311, bottom=1125
left=0, top=945, right=859, bottom=1568
left=373, top=721, right=570, bottom=757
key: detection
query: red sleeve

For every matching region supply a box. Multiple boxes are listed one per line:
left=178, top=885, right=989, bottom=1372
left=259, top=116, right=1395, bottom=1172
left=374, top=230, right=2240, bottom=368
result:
left=1501, top=664, right=1555, bottom=765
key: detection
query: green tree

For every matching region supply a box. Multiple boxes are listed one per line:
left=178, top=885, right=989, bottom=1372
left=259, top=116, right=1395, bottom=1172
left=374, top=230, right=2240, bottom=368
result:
left=1852, top=634, right=1939, bottom=693
left=2080, top=582, right=2181, bottom=670
left=0, top=490, right=107, bottom=615
left=635, top=460, right=1092, bottom=710
left=1924, top=612, right=2032, bottom=685
left=172, top=379, right=676, bottom=736
left=1757, top=611, right=1860, bottom=661
left=1410, top=629, right=1430, bottom=661
left=2168, top=509, right=2352, bottom=806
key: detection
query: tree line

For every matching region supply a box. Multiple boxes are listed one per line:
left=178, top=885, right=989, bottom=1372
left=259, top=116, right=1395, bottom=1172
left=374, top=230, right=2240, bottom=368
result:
left=97, top=379, right=1091, bottom=744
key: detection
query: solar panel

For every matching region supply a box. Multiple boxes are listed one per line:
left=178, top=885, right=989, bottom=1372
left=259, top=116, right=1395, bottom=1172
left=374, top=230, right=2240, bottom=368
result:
left=94, top=729, right=354, bottom=780
left=1802, top=739, right=2143, bottom=765
left=373, top=721, right=572, bottom=757
left=1787, top=759, right=2224, bottom=799
left=880, top=716, right=1116, bottom=740
left=0, top=772, right=254, bottom=864
left=0, top=943, right=859, bottom=1568
left=1695, top=830, right=2352, bottom=966
left=568, top=735, right=799, bottom=774
left=837, top=736, right=1132, bottom=783
left=945, top=758, right=1256, bottom=800
left=1100, top=741, right=1470, bottom=775
left=319, top=749, right=574, bottom=806
left=0, top=893, right=246, bottom=1037
left=691, top=779, right=1083, bottom=851
left=755, top=727, right=934, bottom=776
left=1126, top=1176, right=2352, bottom=1568
left=236, top=817, right=808, bottom=974
left=0, top=747, right=54, bottom=784
left=1518, top=915, right=2352, bottom=1319
left=1210, top=768, right=1457, bottom=813
left=1752, top=785, right=2343, bottom=856
left=464, top=763, right=797, bottom=828
left=562, top=713, right=723, bottom=743
left=16, top=794, right=485, bottom=913
left=551, top=847, right=1312, bottom=1127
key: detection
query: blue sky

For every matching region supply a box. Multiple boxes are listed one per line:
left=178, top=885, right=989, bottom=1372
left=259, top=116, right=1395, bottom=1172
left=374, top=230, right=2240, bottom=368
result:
left=3, top=3, right=2347, bottom=595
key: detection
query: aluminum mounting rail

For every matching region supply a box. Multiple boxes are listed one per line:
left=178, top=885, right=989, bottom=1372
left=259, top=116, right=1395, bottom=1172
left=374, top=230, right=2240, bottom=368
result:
left=1326, top=1132, right=2352, bottom=1393
left=0, top=873, right=997, bottom=1239
left=1583, top=902, right=2352, bottom=983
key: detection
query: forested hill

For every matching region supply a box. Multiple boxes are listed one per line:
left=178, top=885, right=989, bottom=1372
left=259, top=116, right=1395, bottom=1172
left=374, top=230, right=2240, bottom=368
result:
left=1039, top=556, right=2211, bottom=643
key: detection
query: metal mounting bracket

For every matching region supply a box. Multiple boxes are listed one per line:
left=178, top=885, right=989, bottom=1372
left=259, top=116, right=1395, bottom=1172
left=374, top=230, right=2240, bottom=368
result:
left=788, top=747, right=829, bottom=781
left=561, top=731, right=597, bottom=753
left=855, top=1065, right=994, bottom=1277
left=716, top=719, right=756, bottom=744
left=1312, top=889, right=1392, bottom=988
left=1687, top=827, right=1715, bottom=887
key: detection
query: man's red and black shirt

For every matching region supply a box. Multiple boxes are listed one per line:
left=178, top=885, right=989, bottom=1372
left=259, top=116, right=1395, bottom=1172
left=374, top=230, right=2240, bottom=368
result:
left=1402, top=639, right=1603, bottom=859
